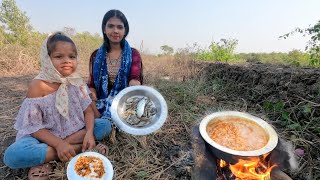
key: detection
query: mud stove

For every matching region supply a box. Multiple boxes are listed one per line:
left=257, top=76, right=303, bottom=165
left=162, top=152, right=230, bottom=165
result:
left=192, top=125, right=293, bottom=180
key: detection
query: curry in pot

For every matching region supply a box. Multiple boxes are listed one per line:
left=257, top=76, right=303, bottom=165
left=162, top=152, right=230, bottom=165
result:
left=206, top=116, right=269, bottom=151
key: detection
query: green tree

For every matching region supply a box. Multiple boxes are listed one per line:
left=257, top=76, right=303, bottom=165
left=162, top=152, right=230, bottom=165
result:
left=0, top=25, right=5, bottom=46
left=280, top=20, right=320, bottom=66
left=286, top=49, right=309, bottom=66
left=73, top=32, right=103, bottom=63
left=210, top=39, right=238, bottom=62
left=160, top=45, right=174, bottom=55
left=0, top=0, right=32, bottom=45
left=197, top=38, right=238, bottom=62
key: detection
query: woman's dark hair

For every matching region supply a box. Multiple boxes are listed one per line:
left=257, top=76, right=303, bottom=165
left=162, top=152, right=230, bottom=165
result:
left=102, top=9, right=129, bottom=52
left=47, top=32, right=77, bottom=55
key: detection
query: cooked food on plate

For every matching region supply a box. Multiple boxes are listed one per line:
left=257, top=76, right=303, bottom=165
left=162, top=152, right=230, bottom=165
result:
left=74, top=155, right=105, bottom=179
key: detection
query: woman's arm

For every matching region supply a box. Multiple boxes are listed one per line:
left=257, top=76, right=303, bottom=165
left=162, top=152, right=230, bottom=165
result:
left=87, top=50, right=98, bottom=88
left=129, top=48, right=143, bottom=85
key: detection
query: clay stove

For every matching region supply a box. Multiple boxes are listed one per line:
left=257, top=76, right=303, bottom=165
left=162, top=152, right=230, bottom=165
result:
left=192, top=125, right=293, bottom=180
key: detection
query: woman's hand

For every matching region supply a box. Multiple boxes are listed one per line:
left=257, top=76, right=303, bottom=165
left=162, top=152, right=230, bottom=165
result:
left=55, top=141, right=76, bottom=162
left=129, top=79, right=141, bottom=86
left=82, top=131, right=96, bottom=152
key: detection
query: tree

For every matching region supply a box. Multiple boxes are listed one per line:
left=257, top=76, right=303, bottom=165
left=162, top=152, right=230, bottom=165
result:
left=160, top=45, right=174, bottom=55
left=196, top=38, right=238, bottom=62
left=286, top=49, right=309, bottom=66
left=63, top=27, right=76, bottom=37
left=280, top=20, right=320, bottom=66
left=209, top=39, right=238, bottom=62
left=0, top=25, right=5, bottom=46
left=0, top=0, right=32, bottom=45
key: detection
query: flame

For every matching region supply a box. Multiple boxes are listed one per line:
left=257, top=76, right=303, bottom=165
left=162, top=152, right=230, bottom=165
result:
left=220, top=159, right=227, bottom=168
left=220, top=154, right=276, bottom=180
left=230, top=156, right=275, bottom=180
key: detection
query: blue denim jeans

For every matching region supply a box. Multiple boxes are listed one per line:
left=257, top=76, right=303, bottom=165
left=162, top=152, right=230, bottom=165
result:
left=4, top=118, right=111, bottom=169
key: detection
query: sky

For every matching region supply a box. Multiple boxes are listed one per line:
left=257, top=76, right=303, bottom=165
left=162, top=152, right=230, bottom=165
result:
left=14, top=0, right=320, bottom=54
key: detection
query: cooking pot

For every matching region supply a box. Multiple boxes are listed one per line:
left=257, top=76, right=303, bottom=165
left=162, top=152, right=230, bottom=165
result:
left=199, top=111, right=278, bottom=164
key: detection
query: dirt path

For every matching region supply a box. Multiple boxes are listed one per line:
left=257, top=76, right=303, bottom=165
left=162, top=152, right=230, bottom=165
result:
left=0, top=75, right=35, bottom=179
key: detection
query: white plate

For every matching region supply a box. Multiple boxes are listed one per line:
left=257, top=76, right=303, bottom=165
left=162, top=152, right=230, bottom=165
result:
left=67, top=152, right=114, bottom=180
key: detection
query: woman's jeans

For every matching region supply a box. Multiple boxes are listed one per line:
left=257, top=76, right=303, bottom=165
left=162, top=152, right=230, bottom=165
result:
left=4, top=118, right=111, bottom=169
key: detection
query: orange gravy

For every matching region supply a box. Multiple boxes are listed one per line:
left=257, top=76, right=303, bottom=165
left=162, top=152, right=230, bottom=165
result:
left=206, top=116, right=269, bottom=151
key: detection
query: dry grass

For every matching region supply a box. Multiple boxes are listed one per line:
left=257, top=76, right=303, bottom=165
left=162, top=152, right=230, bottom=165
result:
left=0, top=49, right=319, bottom=180
left=0, top=45, right=39, bottom=76
left=0, top=54, right=198, bottom=180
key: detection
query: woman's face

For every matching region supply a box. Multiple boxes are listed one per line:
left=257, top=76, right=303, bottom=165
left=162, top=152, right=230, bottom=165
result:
left=104, top=17, right=125, bottom=43
left=50, top=41, right=78, bottom=77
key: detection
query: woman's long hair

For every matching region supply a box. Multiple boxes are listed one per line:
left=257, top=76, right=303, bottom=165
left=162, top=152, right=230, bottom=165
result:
left=101, top=9, right=129, bottom=52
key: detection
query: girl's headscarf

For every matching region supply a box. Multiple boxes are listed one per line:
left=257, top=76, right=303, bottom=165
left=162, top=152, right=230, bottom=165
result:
left=34, top=32, right=87, bottom=120
left=93, top=40, right=132, bottom=118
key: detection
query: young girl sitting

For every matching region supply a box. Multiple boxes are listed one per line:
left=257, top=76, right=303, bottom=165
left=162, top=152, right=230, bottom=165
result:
left=3, top=32, right=110, bottom=180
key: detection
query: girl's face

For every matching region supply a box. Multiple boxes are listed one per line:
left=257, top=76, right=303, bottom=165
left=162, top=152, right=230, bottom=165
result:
left=50, top=41, right=78, bottom=77
left=104, top=17, right=125, bottom=43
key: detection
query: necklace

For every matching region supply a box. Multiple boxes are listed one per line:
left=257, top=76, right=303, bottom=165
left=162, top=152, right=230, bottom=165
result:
left=106, top=51, right=122, bottom=65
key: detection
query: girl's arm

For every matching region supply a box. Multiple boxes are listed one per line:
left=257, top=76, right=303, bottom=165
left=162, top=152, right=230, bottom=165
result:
left=82, top=106, right=96, bottom=152
left=84, top=105, right=95, bottom=133
left=31, top=129, right=76, bottom=162
left=88, top=50, right=101, bottom=118
left=89, top=88, right=101, bottom=118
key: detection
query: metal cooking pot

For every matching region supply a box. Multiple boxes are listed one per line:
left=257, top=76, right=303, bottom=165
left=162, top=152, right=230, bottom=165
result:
left=199, top=111, right=278, bottom=164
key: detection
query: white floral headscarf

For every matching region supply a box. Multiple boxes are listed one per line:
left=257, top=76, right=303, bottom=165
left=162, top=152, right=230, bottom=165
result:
left=34, top=32, right=87, bottom=120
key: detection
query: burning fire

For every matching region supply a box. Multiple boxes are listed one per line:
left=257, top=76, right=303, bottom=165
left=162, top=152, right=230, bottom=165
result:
left=220, top=159, right=227, bottom=168
left=219, top=154, right=276, bottom=180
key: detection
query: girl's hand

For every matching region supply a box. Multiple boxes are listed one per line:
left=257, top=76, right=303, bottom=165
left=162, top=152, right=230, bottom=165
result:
left=82, top=131, right=96, bottom=152
left=55, top=141, right=76, bottom=162
left=89, top=88, right=101, bottom=118
left=89, top=88, right=97, bottom=101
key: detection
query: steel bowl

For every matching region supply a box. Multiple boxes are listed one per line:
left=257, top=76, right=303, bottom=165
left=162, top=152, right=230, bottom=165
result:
left=110, top=85, right=168, bottom=135
left=199, top=111, right=278, bottom=164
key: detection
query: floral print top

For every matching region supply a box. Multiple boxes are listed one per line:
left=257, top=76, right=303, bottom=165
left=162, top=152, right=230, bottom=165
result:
left=14, top=85, right=92, bottom=141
